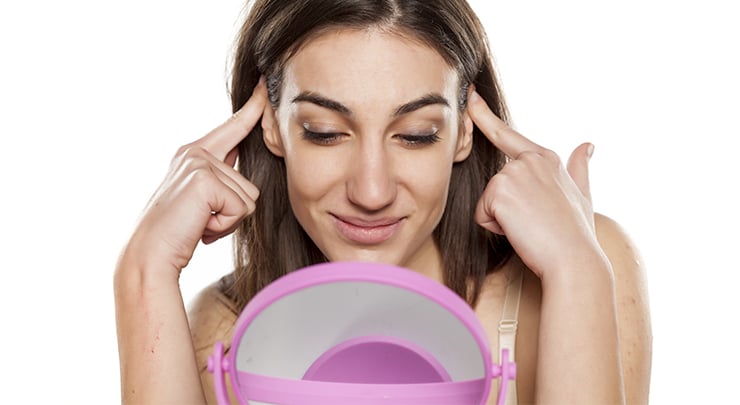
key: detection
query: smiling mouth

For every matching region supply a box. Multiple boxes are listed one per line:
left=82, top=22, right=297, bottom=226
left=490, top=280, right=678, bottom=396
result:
left=331, top=215, right=404, bottom=245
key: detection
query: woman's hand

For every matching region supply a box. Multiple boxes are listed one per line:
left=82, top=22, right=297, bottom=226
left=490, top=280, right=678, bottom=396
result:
left=124, top=78, right=267, bottom=277
left=467, top=90, right=605, bottom=280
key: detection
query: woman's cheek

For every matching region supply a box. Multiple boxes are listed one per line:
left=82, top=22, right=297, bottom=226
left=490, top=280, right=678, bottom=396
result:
left=285, top=149, right=343, bottom=199
left=408, top=151, right=454, bottom=192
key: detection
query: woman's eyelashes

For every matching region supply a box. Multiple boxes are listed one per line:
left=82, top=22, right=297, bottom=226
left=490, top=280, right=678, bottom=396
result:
left=302, top=129, right=343, bottom=145
left=301, top=129, right=440, bottom=147
left=395, top=133, right=440, bottom=147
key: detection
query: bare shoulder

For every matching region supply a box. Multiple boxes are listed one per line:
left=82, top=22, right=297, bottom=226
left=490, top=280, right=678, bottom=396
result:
left=186, top=278, right=239, bottom=404
left=187, top=278, right=239, bottom=352
left=594, top=213, right=651, bottom=317
left=594, top=213, right=653, bottom=404
left=595, top=214, right=646, bottom=275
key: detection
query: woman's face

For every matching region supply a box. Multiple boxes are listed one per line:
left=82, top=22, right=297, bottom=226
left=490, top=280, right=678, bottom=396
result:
left=264, top=29, right=472, bottom=279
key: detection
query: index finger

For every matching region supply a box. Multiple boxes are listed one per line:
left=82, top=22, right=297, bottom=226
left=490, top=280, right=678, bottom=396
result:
left=194, top=77, right=268, bottom=160
left=467, top=90, right=545, bottom=158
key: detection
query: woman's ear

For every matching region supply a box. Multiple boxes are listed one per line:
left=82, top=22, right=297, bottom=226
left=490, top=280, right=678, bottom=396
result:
left=454, top=108, right=474, bottom=162
left=261, top=102, right=285, bottom=157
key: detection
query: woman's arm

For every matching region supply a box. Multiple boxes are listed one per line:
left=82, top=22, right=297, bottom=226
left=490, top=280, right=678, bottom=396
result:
left=536, top=213, right=651, bottom=404
left=114, top=79, right=267, bottom=404
left=535, top=223, right=624, bottom=403
left=115, top=253, right=206, bottom=404
left=466, top=89, right=651, bottom=403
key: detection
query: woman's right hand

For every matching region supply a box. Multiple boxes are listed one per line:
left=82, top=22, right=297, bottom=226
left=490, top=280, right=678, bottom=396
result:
left=122, top=78, right=267, bottom=277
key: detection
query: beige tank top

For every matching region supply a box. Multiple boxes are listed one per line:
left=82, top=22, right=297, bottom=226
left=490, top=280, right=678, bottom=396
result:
left=498, top=268, right=523, bottom=405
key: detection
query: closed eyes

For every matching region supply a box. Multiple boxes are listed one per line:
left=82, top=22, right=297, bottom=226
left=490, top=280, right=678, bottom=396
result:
left=301, top=130, right=440, bottom=148
left=301, top=129, right=342, bottom=145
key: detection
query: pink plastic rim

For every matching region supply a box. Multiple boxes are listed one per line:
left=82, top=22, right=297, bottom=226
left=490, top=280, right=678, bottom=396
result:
left=227, top=261, right=494, bottom=404
left=237, top=371, right=487, bottom=405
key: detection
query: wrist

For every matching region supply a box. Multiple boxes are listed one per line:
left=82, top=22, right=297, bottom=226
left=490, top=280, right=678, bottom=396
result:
left=114, top=242, right=182, bottom=292
left=539, top=248, right=614, bottom=291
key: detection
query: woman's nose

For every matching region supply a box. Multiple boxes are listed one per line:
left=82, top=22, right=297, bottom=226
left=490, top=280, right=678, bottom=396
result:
left=346, top=144, right=397, bottom=211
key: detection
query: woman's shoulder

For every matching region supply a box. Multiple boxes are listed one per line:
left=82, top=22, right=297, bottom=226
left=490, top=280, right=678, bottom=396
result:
left=593, top=212, right=649, bottom=289
left=187, top=276, right=239, bottom=349
left=593, top=212, right=653, bottom=403
left=592, top=212, right=650, bottom=324
left=594, top=213, right=642, bottom=259
left=187, top=276, right=240, bottom=404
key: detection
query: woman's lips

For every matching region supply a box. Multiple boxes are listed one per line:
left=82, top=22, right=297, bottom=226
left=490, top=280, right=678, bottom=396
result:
left=331, top=215, right=404, bottom=245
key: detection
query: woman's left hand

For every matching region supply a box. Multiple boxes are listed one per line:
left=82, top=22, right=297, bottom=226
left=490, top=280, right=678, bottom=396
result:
left=467, top=90, right=605, bottom=280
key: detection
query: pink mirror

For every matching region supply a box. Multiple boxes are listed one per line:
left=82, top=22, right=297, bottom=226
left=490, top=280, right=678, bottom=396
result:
left=209, top=262, right=516, bottom=404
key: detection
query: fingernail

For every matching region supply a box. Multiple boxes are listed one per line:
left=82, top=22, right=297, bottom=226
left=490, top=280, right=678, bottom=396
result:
left=587, top=143, right=595, bottom=158
left=469, top=91, right=480, bottom=103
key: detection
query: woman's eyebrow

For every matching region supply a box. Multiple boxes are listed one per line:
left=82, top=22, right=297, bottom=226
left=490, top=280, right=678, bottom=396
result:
left=291, top=92, right=450, bottom=118
left=292, top=92, right=352, bottom=116
left=393, top=93, right=449, bottom=117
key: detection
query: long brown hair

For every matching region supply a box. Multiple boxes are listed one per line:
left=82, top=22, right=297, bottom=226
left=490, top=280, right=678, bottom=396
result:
left=227, top=0, right=513, bottom=310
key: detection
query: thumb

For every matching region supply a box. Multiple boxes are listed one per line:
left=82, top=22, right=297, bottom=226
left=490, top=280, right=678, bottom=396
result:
left=567, top=142, right=594, bottom=203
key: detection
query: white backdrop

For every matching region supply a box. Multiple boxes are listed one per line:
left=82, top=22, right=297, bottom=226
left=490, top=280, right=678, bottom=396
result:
left=1, top=1, right=737, bottom=403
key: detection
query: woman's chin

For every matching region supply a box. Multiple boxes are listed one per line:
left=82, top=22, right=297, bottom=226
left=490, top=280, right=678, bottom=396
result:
left=324, top=249, right=404, bottom=267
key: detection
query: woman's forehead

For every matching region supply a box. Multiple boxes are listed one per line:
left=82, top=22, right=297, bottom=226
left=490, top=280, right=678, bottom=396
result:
left=280, top=28, right=459, bottom=112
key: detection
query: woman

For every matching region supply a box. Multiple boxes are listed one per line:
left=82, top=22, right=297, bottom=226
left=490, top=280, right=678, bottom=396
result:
left=114, top=0, right=652, bottom=403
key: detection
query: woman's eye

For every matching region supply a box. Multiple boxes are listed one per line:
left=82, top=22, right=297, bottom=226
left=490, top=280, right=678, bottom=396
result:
left=397, top=133, right=441, bottom=147
left=301, top=130, right=440, bottom=147
left=302, top=130, right=343, bottom=145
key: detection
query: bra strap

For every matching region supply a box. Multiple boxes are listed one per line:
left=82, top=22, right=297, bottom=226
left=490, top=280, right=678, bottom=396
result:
left=498, top=268, right=523, bottom=405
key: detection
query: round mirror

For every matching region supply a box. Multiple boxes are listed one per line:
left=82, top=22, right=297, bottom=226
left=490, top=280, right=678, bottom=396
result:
left=209, top=262, right=515, bottom=404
